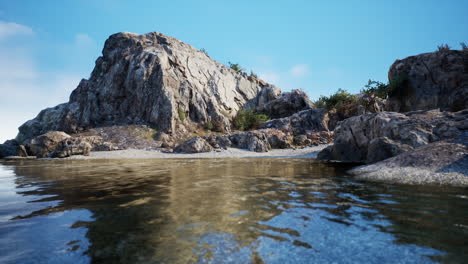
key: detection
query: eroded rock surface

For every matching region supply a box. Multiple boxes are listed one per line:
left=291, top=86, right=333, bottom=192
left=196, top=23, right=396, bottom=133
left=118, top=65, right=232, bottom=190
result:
left=16, top=32, right=275, bottom=144
left=349, top=140, right=468, bottom=186
left=174, top=137, right=213, bottom=153
left=254, top=89, right=314, bottom=118
left=318, top=110, right=467, bottom=163
left=386, top=50, right=468, bottom=112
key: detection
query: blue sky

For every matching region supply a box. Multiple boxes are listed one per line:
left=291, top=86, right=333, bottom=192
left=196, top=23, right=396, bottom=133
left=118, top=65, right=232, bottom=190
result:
left=0, top=0, right=467, bottom=142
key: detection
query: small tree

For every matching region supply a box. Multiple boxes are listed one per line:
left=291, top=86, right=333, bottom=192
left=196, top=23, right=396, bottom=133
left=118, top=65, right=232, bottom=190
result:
left=437, top=44, right=451, bottom=52
left=361, top=80, right=392, bottom=99
left=314, top=89, right=358, bottom=110
left=228, top=62, right=244, bottom=73
left=460, top=42, right=468, bottom=51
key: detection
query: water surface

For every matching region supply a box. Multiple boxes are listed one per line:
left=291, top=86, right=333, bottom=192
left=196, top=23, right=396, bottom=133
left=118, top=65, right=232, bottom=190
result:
left=0, top=159, right=467, bottom=263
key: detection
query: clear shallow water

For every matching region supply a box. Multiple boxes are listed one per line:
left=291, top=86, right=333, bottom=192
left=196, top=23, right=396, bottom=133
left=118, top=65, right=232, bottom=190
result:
left=0, top=159, right=467, bottom=264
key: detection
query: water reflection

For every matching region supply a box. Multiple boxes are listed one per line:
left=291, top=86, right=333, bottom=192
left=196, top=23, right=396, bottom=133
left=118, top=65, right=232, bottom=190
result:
left=0, top=159, right=467, bottom=263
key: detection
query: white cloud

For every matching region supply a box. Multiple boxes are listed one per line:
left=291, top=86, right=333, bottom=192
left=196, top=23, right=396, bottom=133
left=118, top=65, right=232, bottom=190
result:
left=0, top=21, right=33, bottom=40
left=75, top=33, right=94, bottom=47
left=289, top=64, right=310, bottom=77
left=0, top=28, right=86, bottom=143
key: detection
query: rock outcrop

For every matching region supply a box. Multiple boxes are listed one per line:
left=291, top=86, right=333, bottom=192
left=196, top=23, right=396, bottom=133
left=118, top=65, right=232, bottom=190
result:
left=254, top=89, right=314, bottom=118
left=349, top=139, right=468, bottom=186
left=16, top=32, right=276, bottom=144
left=175, top=108, right=332, bottom=153
left=318, top=110, right=467, bottom=163
left=0, top=140, right=20, bottom=158
left=386, top=50, right=468, bottom=112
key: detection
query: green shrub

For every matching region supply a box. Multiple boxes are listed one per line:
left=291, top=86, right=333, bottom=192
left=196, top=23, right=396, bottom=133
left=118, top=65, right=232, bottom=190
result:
left=361, top=80, right=392, bottom=99
left=361, top=75, right=408, bottom=99
left=200, top=48, right=208, bottom=56
left=204, top=121, right=213, bottom=130
left=437, top=44, right=450, bottom=52
left=233, top=109, right=269, bottom=131
left=228, top=62, right=244, bottom=73
left=314, top=89, right=358, bottom=110
left=250, top=70, right=258, bottom=78
left=178, top=107, right=186, bottom=122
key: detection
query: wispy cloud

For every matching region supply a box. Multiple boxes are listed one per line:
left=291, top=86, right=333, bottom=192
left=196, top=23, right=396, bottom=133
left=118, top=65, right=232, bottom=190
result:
left=0, top=22, right=89, bottom=142
left=289, top=64, right=310, bottom=77
left=0, top=21, right=33, bottom=40
left=75, top=33, right=94, bottom=47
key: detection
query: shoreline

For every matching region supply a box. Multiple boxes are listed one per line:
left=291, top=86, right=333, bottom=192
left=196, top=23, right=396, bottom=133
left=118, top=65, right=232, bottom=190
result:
left=64, top=145, right=329, bottom=160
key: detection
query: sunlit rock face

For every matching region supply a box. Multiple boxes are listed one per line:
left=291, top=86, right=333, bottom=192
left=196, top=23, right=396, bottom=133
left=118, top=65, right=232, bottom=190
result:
left=16, top=32, right=275, bottom=144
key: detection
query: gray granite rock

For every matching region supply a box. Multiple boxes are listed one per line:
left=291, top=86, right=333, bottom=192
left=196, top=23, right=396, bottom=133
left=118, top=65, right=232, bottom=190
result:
left=386, top=50, right=468, bottom=112
left=16, top=32, right=274, bottom=144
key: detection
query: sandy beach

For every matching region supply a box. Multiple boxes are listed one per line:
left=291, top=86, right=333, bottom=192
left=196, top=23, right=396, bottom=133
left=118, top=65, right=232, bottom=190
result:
left=64, top=145, right=329, bottom=160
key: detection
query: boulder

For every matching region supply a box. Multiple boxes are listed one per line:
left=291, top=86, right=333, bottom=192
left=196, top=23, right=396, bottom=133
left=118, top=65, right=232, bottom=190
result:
left=366, top=137, right=414, bottom=164
left=261, top=108, right=329, bottom=135
left=174, top=137, right=213, bottom=153
left=0, top=140, right=20, bottom=158
left=386, top=49, right=468, bottom=112
left=228, top=131, right=271, bottom=152
left=202, top=135, right=232, bottom=149
left=27, top=131, right=72, bottom=158
left=27, top=131, right=101, bottom=158
left=16, top=32, right=275, bottom=144
left=255, top=89, right=314, bottom=118
left=55, top=138, right=92, bottom=158
left=318, top=112, right=434, bottom=163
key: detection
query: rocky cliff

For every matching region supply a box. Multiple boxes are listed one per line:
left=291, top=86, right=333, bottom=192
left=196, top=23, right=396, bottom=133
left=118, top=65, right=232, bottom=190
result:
left=386, top=50, right=468, bottom=112
left=16, top=32, right=279, bottom=144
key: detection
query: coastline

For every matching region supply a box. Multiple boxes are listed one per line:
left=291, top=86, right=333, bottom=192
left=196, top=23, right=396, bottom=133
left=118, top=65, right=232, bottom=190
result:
left=64, top=145, right=329, bottom=160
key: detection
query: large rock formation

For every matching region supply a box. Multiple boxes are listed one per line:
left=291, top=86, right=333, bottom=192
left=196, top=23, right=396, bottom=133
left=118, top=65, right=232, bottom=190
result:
left=318, top=110, right=467, bottom=163
left=16, top=32, right=276, bottom=144
left=386, top=49, right=468, bottom=112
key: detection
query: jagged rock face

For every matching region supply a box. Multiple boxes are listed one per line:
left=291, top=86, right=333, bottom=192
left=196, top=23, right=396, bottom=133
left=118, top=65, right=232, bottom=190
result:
left=318, top=109, right=468, bottom=163
left=318, top=112, right=434, bottom=163
left=386, top=50, right=468, bottom=112
left=261, top=108, right=329, bottom=134
left=16, top=32, right=271, bottom=144
left=254, top=89, right=314, bottom=118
